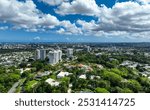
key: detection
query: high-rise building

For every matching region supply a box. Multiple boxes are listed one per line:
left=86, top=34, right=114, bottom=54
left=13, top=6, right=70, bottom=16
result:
left=40, top=49, right=46, bottom=60
left=67, top=48, right=73, bottom=58
left=35, top=49, right=40, bottom=60
left=36, top=49, right=46, bottom=60
left=57, top=50, right=62, bottom=61
left=54, top=50, right=59, bottom=63
left=49, top=51, right=56, bottom=64
left=86, top=46, right=91, bottom=52
left=48, top=50, right=62, bottom=64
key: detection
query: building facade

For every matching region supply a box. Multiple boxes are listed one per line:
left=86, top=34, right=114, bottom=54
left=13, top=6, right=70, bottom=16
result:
left=67, top=48, right=73, bottom=58
left=48, top=50, right=62, bottom=64
left=36, top=49, right=46, bottom=60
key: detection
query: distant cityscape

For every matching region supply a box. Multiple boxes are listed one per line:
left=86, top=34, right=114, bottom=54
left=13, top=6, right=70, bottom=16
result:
left=0, top=43, right=150, bottom=93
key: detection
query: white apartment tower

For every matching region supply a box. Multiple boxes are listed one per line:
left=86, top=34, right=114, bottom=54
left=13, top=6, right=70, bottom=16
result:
left=86, top=46, right=91, bottom=52
left=40, top=49, right=46, bottom=60
left=36, top=49, right=40, bottom=60
left=67, top=48, right=73, bottom=58
left=49, top=51, right=56, bottom=64
left=58, top=50, right=62, bottom=61
left=36, top=49, right=46, bottom=60
left=49, top=50, right=62, bottom=65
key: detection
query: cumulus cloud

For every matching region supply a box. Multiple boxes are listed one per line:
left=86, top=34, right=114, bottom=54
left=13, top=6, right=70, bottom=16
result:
left=77, top=20, right=98, bottom=32
left=0, top=26, right=8, bottom=30
left=0, top=0, right=150, bottom=40
left=137, top=0, right=150, bottom=4
left=99, top=2, right=150, bottom=32
left=55, top=0, right=100, bottom=16
left=0, top=0, right=60, bottom=32
left=33, top=36, right=41, bottom=40
left=59, top=20, right=82, bottom=35
left=57, top=28, right=65, bottom=34
left=39, top=0, right=66, bottom=6
left=0, top=0, right=82, bottom=35
left=76, top=1, right=150, bottom=39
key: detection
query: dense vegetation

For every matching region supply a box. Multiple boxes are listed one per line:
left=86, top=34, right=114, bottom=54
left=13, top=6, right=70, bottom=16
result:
left=0, top=50, right=150, bottom=93
left=0, top=66, right=20, bottom=92
left=22, top=51, right=150, bottom=93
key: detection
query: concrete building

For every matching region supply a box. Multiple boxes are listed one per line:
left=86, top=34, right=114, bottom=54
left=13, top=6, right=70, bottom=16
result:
left=86, top=46, right=91, bottom=52
left=36, top=71, right=51, bottom=78
left=79, top=74, right=87, bottom=79
left=58, top=50, right=62, bottom=61
left=40, top=49, right=46, bottom=60
left=36, top=49, right=46, bottom=60
left=48, top=50, right=62, bottom=65
left=67, top=48, right=73, bottom=58
left=49, top=51, right=56, bottom=65
left=57, top=71, right=72, bottom=78
left=45, top=78, right=59, bottom=86
left=35, top=49, right=40, bottom=60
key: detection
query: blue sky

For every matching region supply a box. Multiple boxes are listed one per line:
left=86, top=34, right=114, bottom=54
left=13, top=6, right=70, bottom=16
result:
left=0, top=0, right=150, bottom=42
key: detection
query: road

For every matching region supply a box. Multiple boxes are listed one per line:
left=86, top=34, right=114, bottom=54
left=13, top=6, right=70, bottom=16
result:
left=8, top=69, right=61, bottom=93
left=8, top=80, right=21, bottom=93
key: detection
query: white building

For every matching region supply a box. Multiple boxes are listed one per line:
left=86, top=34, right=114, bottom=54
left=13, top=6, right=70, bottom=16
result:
left=79, top=74, right=86, bottom=79
left=40, top=49, right=46, bottom=60
left=49, top=51, right=57, bottom=64
left=86, top=46, right=91, bottom=52
left=35, top=49, right=40, bottom=60
left=45, top=78, right=59, bottom=86
left=90, top=75, right=101, bottom=80
left=49, top=50, right=62, bottom=65
left=57, top=50, right=62, bottom=61
left=37, top=71, right=51, bottom=78
left=36, top=49, right=46, bottom=60
left=67, top=48, right=73, bottom=58
left=57, top=71, right=72, bottom=78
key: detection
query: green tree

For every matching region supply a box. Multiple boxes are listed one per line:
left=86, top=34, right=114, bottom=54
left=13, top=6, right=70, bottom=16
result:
left=97, top=80, right=110, bottom=89
left=59, top=81, right=68, bottom=93
left=111, top=68, right=127, bottom=77
left=94, top=88, right=109, bottom=93
left=101, top=70, right=122, bottom=86
left=21, top=71, right=30, bottom=78
left=120, top=88, right=133, bottom=93
left=0, top=84, right=6, bottom=92
left=127, top=80, right=142, bottom=92
left=34, top=82, right=47, bottom=93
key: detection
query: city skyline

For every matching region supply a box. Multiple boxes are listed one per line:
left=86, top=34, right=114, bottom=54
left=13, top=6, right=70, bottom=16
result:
left=0, top=0, right=150, bottom=42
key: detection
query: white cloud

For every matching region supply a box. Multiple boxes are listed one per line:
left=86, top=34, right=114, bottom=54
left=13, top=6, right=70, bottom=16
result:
left=0, top=0, right=83, bottom=35
left=55, top=0, right=100, bottom=16
left=0, top=26, right=8, bottom=30
left=34, top=36, right=41, bottom=40
left=0, top=0, right=60, bottom=32
left=77, top=20, right=98, bottom=32
left=99, top=2, right=150, bottom=35
left=39, top=0, right=65, bottom=6
left=59, top=20, right=82, bottom=35
left=137, top=0, right=150, bottom=4
left=76, top=1, right=150, bottom=39
left=57, top=28, right=65, bottom=34
left=0, top=0, right=150, bottom=40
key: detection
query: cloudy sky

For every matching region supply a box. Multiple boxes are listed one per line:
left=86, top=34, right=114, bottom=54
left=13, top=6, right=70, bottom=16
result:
left=0, top=0, right=150, bottom=42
